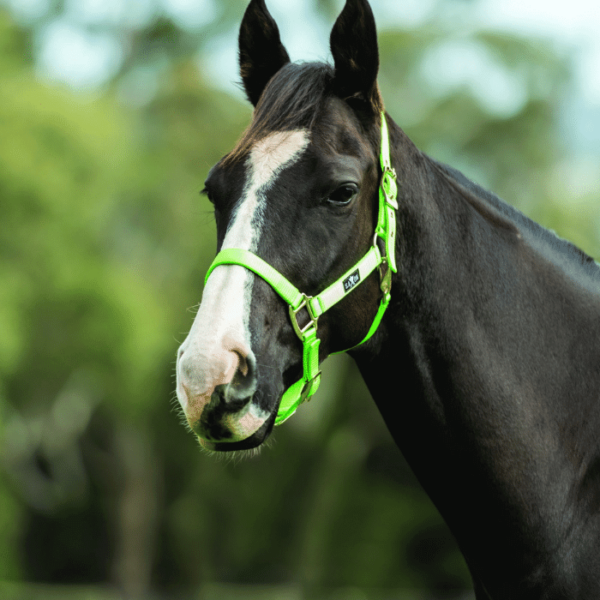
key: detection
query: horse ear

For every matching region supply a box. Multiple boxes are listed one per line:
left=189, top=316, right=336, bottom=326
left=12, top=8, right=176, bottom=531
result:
left=238, top=0, right=291, bottom=107
left=330, top=0, right=383, bottom=114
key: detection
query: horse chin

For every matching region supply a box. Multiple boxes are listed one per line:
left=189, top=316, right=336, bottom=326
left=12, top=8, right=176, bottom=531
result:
left=196, top=412, right=275, bottom=453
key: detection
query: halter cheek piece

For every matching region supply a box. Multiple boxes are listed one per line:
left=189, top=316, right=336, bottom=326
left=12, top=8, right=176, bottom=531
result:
left=204, top=112, right=398, bottom=425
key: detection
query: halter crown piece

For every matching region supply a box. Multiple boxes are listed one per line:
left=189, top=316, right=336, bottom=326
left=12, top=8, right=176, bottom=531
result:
left=205, top=112, right=398, bottom=424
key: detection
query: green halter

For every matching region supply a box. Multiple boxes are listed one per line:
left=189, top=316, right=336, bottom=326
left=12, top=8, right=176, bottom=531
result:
left=204, top=112, right=398, bottom=425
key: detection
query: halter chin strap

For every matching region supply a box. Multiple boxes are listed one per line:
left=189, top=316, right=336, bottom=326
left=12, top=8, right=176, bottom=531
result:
left=204, top=112, right=398, bottom=425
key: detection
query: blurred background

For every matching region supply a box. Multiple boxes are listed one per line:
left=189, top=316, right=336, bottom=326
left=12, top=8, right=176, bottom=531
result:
left=0, top=0, right=598, bottom=598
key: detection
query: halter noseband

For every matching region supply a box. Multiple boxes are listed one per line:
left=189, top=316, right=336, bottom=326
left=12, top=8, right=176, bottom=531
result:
left=204, top=112, right=398, bottom=424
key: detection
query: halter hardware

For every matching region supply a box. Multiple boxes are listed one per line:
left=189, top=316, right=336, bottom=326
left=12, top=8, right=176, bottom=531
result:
left=204, top=112, right=398, bottom=425
left=289, top=295, right=319, bottom=340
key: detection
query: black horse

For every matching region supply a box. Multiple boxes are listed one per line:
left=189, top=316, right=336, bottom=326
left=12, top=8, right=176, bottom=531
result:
left=176, top=0, right=600, bottom=596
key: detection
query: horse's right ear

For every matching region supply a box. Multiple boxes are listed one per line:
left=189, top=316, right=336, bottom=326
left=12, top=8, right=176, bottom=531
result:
left=238, top=0, right=290, bottom=107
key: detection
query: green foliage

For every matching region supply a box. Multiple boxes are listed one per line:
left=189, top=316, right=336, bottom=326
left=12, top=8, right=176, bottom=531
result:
left=0, top=10, right=32, bottom=69
left=0, top=2, right=597, bottom=599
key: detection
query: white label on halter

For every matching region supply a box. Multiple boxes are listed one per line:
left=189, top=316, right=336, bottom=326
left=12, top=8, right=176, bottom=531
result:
left=343, top=269, right=361, bottom=292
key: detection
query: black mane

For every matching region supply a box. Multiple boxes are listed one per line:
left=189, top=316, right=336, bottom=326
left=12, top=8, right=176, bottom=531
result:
left=254, top=62, right=333, bottom=132
left=432, top=158, right=600, bottom=283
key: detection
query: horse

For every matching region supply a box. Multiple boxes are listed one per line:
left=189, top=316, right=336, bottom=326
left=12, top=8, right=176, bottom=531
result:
left=175, top=0, right=600, bottom=597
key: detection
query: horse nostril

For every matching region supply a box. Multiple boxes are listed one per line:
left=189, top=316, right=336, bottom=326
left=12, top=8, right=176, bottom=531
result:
left=176, top=332, right=257, bottom=417
left=237, top=351, right=249, bottom=377
left=227, top=351, right=257, bottom=400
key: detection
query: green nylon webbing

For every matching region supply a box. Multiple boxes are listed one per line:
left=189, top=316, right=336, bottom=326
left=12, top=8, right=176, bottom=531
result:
left=377, top=111, right=398, bottom=274
left=310, top=245, right=381, bottom=317
left=205, top=245, right=384, bottom=425
left=203, top=112, right=398, bottom=425
left=205, top=248, right=304, bottom=308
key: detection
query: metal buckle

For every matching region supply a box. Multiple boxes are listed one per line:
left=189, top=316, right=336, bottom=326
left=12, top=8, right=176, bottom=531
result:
left=289, top=295, right=318, bottom=340
left=382, top=166, right=399, bottom=210
left=378, top=259, right=392, bottom=296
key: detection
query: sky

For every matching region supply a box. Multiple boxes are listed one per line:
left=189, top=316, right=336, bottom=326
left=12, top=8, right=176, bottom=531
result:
left=477, top=0, right=600, bottom=104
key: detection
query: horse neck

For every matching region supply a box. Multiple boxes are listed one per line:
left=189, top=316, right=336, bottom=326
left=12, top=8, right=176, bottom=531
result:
left=354, top=120, right=600, bottom=593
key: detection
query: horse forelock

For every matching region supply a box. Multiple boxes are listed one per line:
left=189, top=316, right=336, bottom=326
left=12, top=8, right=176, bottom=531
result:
left=224, top=62, right=333, bottom=168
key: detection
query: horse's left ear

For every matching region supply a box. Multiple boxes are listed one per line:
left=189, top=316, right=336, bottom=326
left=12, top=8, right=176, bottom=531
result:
left=330, top=0, right=383, bottom=115
left=239, top=0, right=291, bottom=107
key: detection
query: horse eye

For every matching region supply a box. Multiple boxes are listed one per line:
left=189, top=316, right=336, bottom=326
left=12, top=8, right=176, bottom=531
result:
left=328, top=183, right=359, bottom=205
left=201, top=187, right=215, bottom=204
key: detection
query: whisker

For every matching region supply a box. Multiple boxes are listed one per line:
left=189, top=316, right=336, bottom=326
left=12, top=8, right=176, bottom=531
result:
left=255, top=362, right=277, bottom=371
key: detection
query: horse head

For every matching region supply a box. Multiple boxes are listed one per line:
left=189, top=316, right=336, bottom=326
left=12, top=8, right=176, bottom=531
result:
left=176, top=0, right=391, bottom=451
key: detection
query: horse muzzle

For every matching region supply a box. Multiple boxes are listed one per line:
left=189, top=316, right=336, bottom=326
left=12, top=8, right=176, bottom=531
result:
left=176, top=337, right=272, bottom=447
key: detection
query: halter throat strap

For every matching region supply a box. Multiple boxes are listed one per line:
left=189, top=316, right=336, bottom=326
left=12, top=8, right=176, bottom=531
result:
left=204, top=112, right=398, bottom=424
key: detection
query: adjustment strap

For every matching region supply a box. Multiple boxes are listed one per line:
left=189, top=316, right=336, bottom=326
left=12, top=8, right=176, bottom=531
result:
left=380, top=110, right=393, bottom=171
left=275, top=327, right=321, bottom=425
left=332, top=276, right=391, bottom=355
left=377, top=113, right=398, bottom=274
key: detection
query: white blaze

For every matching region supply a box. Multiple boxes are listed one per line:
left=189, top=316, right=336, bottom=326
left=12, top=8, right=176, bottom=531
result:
left=176, top=129, right=309, bottom=441
left=218, top=129, right=311, bottom=340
